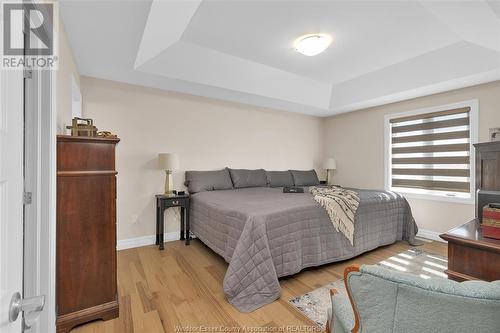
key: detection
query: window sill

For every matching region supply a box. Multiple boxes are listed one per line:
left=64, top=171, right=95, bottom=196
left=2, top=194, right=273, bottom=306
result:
left=388, top=189, right=475, bottom=205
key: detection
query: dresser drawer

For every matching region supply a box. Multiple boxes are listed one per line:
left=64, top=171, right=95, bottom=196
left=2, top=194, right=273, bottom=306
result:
left=163, top=198, right=188, bottom=207
left=57, top=140, right=116, bottom=172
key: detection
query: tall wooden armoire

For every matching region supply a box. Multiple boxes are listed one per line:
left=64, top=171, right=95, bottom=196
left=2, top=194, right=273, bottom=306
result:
left=475, top=141, right=500, bottom=218
left=56, top=135, right=120, bottom=333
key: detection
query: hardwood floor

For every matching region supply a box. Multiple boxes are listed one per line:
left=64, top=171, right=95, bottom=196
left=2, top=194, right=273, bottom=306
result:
left=71, top=239, right=447, bottom=333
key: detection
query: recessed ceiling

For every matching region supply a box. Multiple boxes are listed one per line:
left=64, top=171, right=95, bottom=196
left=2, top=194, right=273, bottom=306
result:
left=60, top=0, right=500, bottom=116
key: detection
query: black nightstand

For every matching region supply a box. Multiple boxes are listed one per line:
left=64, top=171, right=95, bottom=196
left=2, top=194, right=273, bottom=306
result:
left=155, top=194, right=190, bottom=250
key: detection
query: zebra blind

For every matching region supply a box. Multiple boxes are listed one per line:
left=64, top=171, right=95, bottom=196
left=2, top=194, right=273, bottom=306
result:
left=389, top=107, right=471, bottom=195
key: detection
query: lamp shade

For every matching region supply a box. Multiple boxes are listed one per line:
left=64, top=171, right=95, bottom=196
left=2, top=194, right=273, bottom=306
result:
left=324, top=158, right=336, bottom=170
left=158, top=153, right=179, bottom=171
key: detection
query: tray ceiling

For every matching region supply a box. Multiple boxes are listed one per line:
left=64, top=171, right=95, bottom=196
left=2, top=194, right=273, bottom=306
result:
left=60, top=0, right=500, bottom=116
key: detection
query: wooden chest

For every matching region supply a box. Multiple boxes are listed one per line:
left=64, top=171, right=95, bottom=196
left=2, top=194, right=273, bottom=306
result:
left=56, top=135, right=120, bottom=333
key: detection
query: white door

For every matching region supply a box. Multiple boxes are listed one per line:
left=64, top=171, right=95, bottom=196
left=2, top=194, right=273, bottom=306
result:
left=0, top=66, right=25, bottom=332
left=1, top=2, right=50, bottom=331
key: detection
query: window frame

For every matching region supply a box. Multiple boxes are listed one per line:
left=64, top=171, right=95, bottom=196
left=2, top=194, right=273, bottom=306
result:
left=384, top=99, right=478, bottom=205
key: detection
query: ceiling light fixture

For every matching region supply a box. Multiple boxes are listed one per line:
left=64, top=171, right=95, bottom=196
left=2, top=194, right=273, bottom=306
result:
left=294, top=34, right=332, bottom=56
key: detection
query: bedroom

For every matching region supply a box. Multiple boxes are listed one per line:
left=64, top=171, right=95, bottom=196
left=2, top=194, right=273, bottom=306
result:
left=0, top=1, right=499, bottom=333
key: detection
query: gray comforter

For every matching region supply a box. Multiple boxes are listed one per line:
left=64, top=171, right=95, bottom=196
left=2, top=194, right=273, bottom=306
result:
left=190, top=187, right=417, bottom=312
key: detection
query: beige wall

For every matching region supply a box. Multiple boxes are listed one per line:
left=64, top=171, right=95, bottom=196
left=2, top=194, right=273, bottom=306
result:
left=81, top=77, right=325, bottom=241
left=56, top=19, right=80, bottom=134
left=324, top=81, right=500, bottom=234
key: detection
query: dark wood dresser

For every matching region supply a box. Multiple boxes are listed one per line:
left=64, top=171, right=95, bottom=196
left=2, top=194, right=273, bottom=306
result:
left=440, top=141, right=500, bottom=282
left=56, top=135, right=120, bottom=333
left=475, top=141, right=500, bottom=218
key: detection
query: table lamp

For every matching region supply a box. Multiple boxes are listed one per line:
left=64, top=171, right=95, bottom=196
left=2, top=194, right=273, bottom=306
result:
left=324, top=158, right=336, bottom=185
left=158, top=153, right=179, bottom=195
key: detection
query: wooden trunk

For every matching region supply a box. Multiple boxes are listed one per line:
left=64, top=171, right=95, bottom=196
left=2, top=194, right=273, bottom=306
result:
left=441, top=219, right=500, bottom=281
left=56, top=135, right=120, bottom=333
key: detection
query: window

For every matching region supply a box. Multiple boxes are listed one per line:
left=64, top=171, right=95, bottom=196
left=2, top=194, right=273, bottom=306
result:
left=385, top=100, right=478, bottom=203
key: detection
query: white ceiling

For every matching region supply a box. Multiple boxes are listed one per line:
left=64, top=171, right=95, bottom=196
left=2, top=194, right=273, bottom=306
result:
left=60, top=0, right=500, bottom=116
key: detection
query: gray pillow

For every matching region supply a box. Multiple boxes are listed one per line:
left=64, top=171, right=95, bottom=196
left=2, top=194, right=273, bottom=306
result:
left=229, top=168, right=267, bottom=188
left=184, top=168, right=233, bottom=193
left=266, top=171, right=294, bottom=187
left=290, top=169, right=320, bottom=186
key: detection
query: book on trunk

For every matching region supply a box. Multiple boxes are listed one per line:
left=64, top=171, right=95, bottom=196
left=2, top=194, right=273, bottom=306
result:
left=482, top=204, right=500, bottom=240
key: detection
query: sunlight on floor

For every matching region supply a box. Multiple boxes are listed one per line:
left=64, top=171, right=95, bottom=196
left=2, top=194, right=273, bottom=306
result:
left=422, top=266, right=448, bottom=278
left=426, top=254, right=448, bottom=263
left=381, top=249, right=449, bottom=279
left=389, top=256, right=410, bottom=265
left=380, top=261, right=408, bottom=271
left=398, top=253, right=414, bottom=259
left=424, top=260, right=447, bottom=270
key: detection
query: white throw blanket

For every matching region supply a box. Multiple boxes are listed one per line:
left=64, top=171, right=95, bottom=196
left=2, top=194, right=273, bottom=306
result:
left=309, top=186, right=360, bottom=245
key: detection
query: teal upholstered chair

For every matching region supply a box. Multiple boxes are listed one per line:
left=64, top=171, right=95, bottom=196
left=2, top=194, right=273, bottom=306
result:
left=327, top=264, right=500, bottom=333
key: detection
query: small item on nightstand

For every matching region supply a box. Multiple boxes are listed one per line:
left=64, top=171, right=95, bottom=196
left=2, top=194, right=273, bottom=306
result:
left=482, top=204, right=500, bottom=240
left=177, top=191, right=185, bottom=195
left=283, top=186, right=304, bottom=193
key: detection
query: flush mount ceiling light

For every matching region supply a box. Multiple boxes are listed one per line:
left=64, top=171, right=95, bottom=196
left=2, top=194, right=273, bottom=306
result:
left=294, top=34, right=332, bottom=56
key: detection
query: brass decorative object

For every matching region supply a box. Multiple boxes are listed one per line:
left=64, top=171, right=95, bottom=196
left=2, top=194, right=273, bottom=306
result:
left=164, top=170, right=174, bottom=195
left=97, top=131, right=117, bottom=138
left=66, top=117, right=98, bottom=137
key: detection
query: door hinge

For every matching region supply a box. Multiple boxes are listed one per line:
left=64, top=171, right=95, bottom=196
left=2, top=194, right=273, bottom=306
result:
left=24, top=69, right=32, bottom=79
left=23, top=192, right=32, bottom=205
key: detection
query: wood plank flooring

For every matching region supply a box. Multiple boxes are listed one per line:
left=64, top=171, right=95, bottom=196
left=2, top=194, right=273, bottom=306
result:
left=72, top=239, right=447, bottom=333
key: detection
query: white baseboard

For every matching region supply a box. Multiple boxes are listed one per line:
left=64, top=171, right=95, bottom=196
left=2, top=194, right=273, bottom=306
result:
left=417, top=228, right=446, bottom=243
left=117, top=231, right=182, bottom=250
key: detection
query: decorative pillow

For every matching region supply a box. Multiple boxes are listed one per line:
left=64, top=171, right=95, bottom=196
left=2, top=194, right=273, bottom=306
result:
left=266, top=171, right=294, bottom=187
left=229, top=168, right=267, bottom=188
left=289, top=169, right=320, bottom=186
left=184, top=168, right=233, bottom=193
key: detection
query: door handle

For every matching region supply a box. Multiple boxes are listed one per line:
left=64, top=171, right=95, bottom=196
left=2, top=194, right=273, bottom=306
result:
left=9, top=292, right=45, bottom=329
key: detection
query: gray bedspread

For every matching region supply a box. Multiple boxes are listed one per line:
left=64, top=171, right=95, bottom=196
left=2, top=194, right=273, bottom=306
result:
left=190, top=187, right=417, bottom=312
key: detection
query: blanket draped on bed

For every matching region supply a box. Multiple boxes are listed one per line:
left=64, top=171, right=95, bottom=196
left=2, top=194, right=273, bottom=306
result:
left=309, top=186, right=360, bottom=245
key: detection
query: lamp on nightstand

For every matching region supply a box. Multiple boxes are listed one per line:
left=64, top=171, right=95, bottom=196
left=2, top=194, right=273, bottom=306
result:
left=158, top=153, right=179, bottom=196
left=323, top=158, right=336, bottom=185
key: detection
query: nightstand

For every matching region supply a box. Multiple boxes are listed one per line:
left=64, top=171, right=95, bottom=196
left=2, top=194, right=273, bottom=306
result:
left=155, top=194, right=190, bottom=250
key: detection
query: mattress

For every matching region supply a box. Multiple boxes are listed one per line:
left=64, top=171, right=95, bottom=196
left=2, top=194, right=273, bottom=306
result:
left=190, top=187, right=417, bottom=312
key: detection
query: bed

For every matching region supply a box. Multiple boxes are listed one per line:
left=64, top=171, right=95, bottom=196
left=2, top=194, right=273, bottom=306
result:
left=189, top=184, right=417, bottom=312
